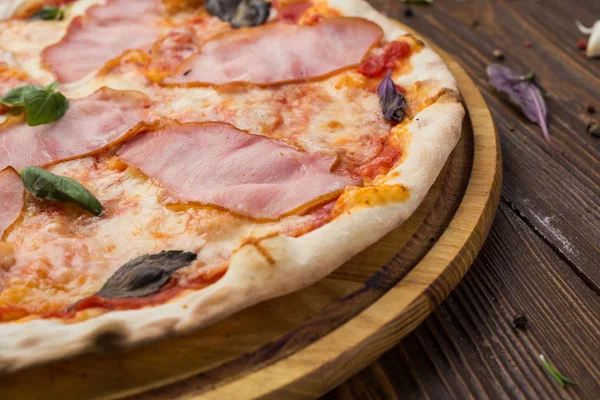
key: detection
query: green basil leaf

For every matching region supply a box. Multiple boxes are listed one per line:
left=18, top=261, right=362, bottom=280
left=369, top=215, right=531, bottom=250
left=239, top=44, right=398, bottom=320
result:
left=21, top=166, right=104, bottom=216
left=94, top=251, right=197, bottom=299
left=0, top=85, right=43, bottom=107
left=539, top=355, right=576, bottom=387
left=45, top=81, right=60, bottom=92
left=31, top=6, right=65, bottom=21
left=205, top=0, right=271, bottom=29
left=2, top=82, right=70, bottom=126
left=23, top=87, right=69, bottom=126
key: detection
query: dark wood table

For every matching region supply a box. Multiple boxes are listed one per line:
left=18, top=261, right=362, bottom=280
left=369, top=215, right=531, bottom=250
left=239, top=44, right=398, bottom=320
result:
left=323, top=0, right=600, bottom=398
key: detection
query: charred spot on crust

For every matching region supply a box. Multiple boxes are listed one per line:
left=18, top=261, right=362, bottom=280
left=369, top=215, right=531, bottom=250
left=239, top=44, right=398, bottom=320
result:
left=18, top=336, right=41, bottom=348
left=91, top=328, right=129, bottom=350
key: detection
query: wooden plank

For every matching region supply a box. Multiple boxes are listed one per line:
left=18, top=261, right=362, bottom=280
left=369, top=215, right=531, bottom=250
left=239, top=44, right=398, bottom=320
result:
left=324, top=203, right=600, bottom=399
left=325, top=0, right=600, bottom=397
left=367, top=0, right=600, bottom=291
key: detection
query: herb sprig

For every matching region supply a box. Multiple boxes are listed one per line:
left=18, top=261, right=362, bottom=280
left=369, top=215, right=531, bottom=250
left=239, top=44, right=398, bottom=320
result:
left=377, top=70, right=407, bottom=123
left=539, top=354, right=576, bottom=388
left=21, top=166, right=103, bottom=216
left=31, top=6, right=65, bottom=21
left=486, top=64, right=552, bottom=147
left=94, top=251, right=197, bottom=299
left=1, top=82, right=69, bottom=126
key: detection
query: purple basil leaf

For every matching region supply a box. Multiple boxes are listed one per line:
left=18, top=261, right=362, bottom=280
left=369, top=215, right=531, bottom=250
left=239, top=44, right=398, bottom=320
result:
left=486, top=64, right=552, bottom=145
left=377, top=70, right=407, bottom=123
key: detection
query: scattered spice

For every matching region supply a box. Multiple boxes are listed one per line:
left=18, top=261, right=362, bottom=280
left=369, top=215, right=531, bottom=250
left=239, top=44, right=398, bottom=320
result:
left=404, top=7, right=414, bottom=18
left=493, top=49, right=505, bottom=60
left=487, top=64, right=553, bottom=146
left=588, top=122, right=600, bottom=137
left=183, top=69, right=192, bottom=76
left=576, top=39, right=587, bottom=51
left=539, top=355, right=576, bottom=388
left=513, top=312, right=527, bottom=329
left=471, top=19, right=480, bottom=28
left=587, top=103, right=596, bottom=114
left=524, top=40, right=532, bottom=48
left=509, top=125, right=516, bottom=132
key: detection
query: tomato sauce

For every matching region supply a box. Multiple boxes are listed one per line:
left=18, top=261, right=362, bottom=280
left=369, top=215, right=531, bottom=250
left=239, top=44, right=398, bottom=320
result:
left=43, top=264, right=229, bottom=320
left=69, top=285, right=183, bottom=314
left=0, top=305, right=29, bottom=322
left=284, top=200, right=336, bottom=237
left=358, top=41, right=412, bottom=78
left=278, top=1, right=313, bottom=24
left=355, top=141, right=401, bottom=179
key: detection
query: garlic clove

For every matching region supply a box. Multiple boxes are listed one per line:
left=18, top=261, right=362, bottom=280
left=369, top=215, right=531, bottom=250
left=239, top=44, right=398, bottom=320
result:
left=588, top=21, right=600, bottom=58
left=576, top=20, right=600, bottom=58
left=576, top=20, right=594, bottom=35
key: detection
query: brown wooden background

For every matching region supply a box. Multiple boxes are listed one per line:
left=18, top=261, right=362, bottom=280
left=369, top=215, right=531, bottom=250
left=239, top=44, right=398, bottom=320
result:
left=323, top=0, right=600, bottom=398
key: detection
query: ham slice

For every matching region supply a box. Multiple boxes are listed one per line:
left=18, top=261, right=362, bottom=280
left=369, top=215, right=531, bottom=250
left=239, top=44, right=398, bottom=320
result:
left=0, top=88, right=151, bottom=171
left=164, top=17, right=383, bottom=86
left=117, top=122, right=360, bottom=219
left=42, top=0, right=164, bottom=83
left=147, top=28, right=201, bottom=80
left=0, top=167, right=24, bottom=238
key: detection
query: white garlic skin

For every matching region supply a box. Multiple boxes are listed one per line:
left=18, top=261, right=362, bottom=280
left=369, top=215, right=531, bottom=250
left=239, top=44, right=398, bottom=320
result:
left=588, top=21, right=600, bottom=58
left=577, top=20, right=600, bottom=58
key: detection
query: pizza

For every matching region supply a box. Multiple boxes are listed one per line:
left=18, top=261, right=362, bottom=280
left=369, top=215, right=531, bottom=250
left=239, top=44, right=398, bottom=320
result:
left=0, top=0, right=464, bottom=371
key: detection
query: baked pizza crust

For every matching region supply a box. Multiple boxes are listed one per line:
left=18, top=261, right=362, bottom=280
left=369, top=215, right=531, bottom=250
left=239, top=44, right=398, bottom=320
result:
left=0, top=0, right=464, bottom=372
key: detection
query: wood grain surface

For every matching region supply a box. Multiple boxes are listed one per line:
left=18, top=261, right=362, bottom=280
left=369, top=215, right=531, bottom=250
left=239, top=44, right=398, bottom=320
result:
left=322, top=0, right=600, bottom=399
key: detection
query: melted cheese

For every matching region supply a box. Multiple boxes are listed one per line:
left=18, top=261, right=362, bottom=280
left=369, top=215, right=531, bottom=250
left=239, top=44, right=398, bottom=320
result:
left=64, top=70, right=389, bottom=166
left=0, top=1, right=407, bottom=318
left=1, top=157, right=316, bottom=313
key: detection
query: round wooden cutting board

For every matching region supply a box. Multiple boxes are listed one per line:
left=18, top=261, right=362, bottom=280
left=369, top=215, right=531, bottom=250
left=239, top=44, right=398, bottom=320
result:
left=0, top=28, right=501, bottom=400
